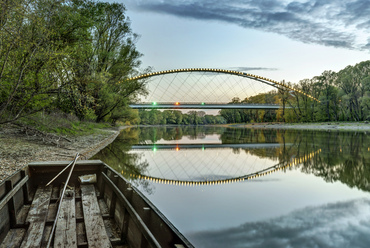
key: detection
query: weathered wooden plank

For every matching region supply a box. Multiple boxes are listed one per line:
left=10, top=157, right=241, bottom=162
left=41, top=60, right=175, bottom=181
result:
left=41, top=226, right=52, bottom=248
left=54, top=188, right=77, bottom=248
left=16, top=205, right=30, bottom=225
left=0, top=228, right=26, bottom=248
left=76, top=222, right=87, bottom=246
left=5, top=181, right=16, bottom=228
left=21, top=186, right=52, bottom=248
left=0, top=176, right=29, bottom=211
left=20, top=170, right=30, bottom=205
left=101, top=173, right=161, bottom=248
left=81, top=184, right=112, bottom=248
left=47, top=203, right=58, bottom=223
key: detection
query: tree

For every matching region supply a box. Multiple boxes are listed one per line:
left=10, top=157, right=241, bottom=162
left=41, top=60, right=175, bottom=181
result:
left=187, top=111, right=198, bottom=125
left=139, top=110, right=149, bottom=124
left=91, top=2, right=147, bottom=122
left=57, top=1, right=147, bottom=122
left=173, top=110, right=183, bottom=124
left=0, top=0, right=88, bottom=123
left=163, top=110, right=176, bottom=124
left=360, top=76, right=370, bottom=120
left=335, top=63, right=370, bottom=121
left=0, top=0, right=147, bottom=125
left=149, top=109, right=161, bottom=125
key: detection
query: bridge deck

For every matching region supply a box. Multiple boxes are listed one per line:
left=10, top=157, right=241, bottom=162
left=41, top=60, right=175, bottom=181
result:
left=129, top=103, right=286, bottom=109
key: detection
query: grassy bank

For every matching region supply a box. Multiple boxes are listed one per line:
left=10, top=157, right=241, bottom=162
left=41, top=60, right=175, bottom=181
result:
left=0, top=112, right=120, bottom=183
left=16, top=112, right=112, bottom=137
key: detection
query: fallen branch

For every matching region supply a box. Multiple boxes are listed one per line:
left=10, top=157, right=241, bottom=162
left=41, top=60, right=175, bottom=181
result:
left=13, top=123, right=72, bottom=143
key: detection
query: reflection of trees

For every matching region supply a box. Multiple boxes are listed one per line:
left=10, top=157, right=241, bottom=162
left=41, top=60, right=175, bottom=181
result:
left=298, top=131, right=370, bottom=192
left=244, top=130, right=370, bottom=193
left=92, top=128, right=154, bottom=194
left=218, top=128, right=370, bottom=192
left=137, top=126, right=226, bottom=143
left=219, top=128, right=304, bottom=165
left=94, top=126, right=370, bottom=193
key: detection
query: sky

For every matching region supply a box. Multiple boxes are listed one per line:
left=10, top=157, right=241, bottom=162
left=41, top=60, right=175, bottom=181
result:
left=107, top=0, right=370, bottom=84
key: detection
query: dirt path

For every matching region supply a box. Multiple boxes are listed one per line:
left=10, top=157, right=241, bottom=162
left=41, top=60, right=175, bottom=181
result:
left=0, top=124, right=121, bottom=183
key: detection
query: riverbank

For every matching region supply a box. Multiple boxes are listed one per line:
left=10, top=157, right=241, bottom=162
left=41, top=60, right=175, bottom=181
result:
left=226, top=122, right=370, bottom=131
left=1, top=121, right=369, bottom=183
left=0, top=124, right=121, bottom=183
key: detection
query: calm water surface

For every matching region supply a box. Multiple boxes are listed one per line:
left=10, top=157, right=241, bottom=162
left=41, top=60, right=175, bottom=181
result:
left=92, top=126, right=370, bottom=248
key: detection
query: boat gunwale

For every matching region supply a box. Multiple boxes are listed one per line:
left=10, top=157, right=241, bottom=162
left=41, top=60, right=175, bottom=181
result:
left=0, top=160, right=194, bottom=248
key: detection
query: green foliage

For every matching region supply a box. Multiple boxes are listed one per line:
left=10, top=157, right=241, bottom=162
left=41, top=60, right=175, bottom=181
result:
left=0, top=0, right=147, bottom=125
left=91, top=127, right=153, bottom=194
left=142, top=59, right=370, bottom=126
left=54, top=1, right=147, bottom=123
left=279, top=61, right=370, bottom=123
left=1, top=0, right=368, bottom=125
left=220, top=91, right=279, bottom=123
left=138, top=109, right=226, bottom=125
left=0, top=0, right=76, bottom=123
left=219, top=60, right=370, bottom=124
left=17, top=111, right=110, bottom=136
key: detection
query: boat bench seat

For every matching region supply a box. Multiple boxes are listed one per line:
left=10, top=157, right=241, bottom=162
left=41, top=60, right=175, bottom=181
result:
left=81, top=184, right=112, bottom=248
left=0, top=184, right=123, bottom=248
left=0, top=229, right=26, bottom=248
left=21, top=186, right=53, bottom=248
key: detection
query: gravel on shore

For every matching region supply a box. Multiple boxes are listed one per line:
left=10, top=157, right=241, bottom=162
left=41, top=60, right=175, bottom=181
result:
left=0, top=124, right=121, bottom=183
left=227, top=122, right=370, bottom=131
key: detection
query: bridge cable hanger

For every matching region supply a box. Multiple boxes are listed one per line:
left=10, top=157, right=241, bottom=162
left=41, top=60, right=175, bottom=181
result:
left=127, top=68, right=320, bottom=102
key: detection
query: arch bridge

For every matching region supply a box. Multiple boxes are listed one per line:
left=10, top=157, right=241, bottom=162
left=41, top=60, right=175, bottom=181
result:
left=128, top=68, right=319, bottom=109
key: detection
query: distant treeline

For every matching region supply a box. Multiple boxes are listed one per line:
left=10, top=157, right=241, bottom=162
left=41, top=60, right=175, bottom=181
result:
left=219, top=60, right=370, bottom=123
left=138, top=110, right=226, bottom=125
left=219, top=91, right=280, bottom=123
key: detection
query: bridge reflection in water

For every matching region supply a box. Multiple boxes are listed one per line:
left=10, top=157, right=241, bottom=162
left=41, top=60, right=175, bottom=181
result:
left=92, top=126, right=370, bottom=248
left=92, top=126, right=370, bottom=192
left=91, top=126, right=331, bottom=189
left=127, top=144, right=320, bottom=186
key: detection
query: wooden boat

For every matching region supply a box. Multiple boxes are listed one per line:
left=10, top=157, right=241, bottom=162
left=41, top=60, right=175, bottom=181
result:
left=0, top=159, right=193, bottom=248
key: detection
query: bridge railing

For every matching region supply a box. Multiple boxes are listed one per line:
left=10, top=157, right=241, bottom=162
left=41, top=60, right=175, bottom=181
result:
left=131, top=102, right=281, bottom=105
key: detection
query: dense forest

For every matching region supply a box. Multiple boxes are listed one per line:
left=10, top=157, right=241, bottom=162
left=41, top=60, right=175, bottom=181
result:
left=0, top=0, right=146, bottom=125
left=220, top=60, right=370, bottom=123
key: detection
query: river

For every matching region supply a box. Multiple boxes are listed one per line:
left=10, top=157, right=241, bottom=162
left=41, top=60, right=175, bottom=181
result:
left=92, top=126, right=370, bottom=248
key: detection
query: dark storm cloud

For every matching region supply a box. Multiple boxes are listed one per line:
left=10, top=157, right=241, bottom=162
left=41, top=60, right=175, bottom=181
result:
left=128, top=0, right=370, bottom=51
left=187, top=198, right=370, bottom=248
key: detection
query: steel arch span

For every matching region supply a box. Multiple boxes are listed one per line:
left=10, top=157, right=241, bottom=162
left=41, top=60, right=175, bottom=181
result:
left=124, top=149, right=321, bottom=187
left=127, top=68, right=320, bottom=102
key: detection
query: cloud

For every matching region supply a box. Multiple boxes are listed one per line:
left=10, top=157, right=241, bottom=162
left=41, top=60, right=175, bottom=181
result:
left=187, top=198, right=370, bottom=248
left=127, top=0, right=370, bottom=51
left=231, top=67, right=278, bottom=71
